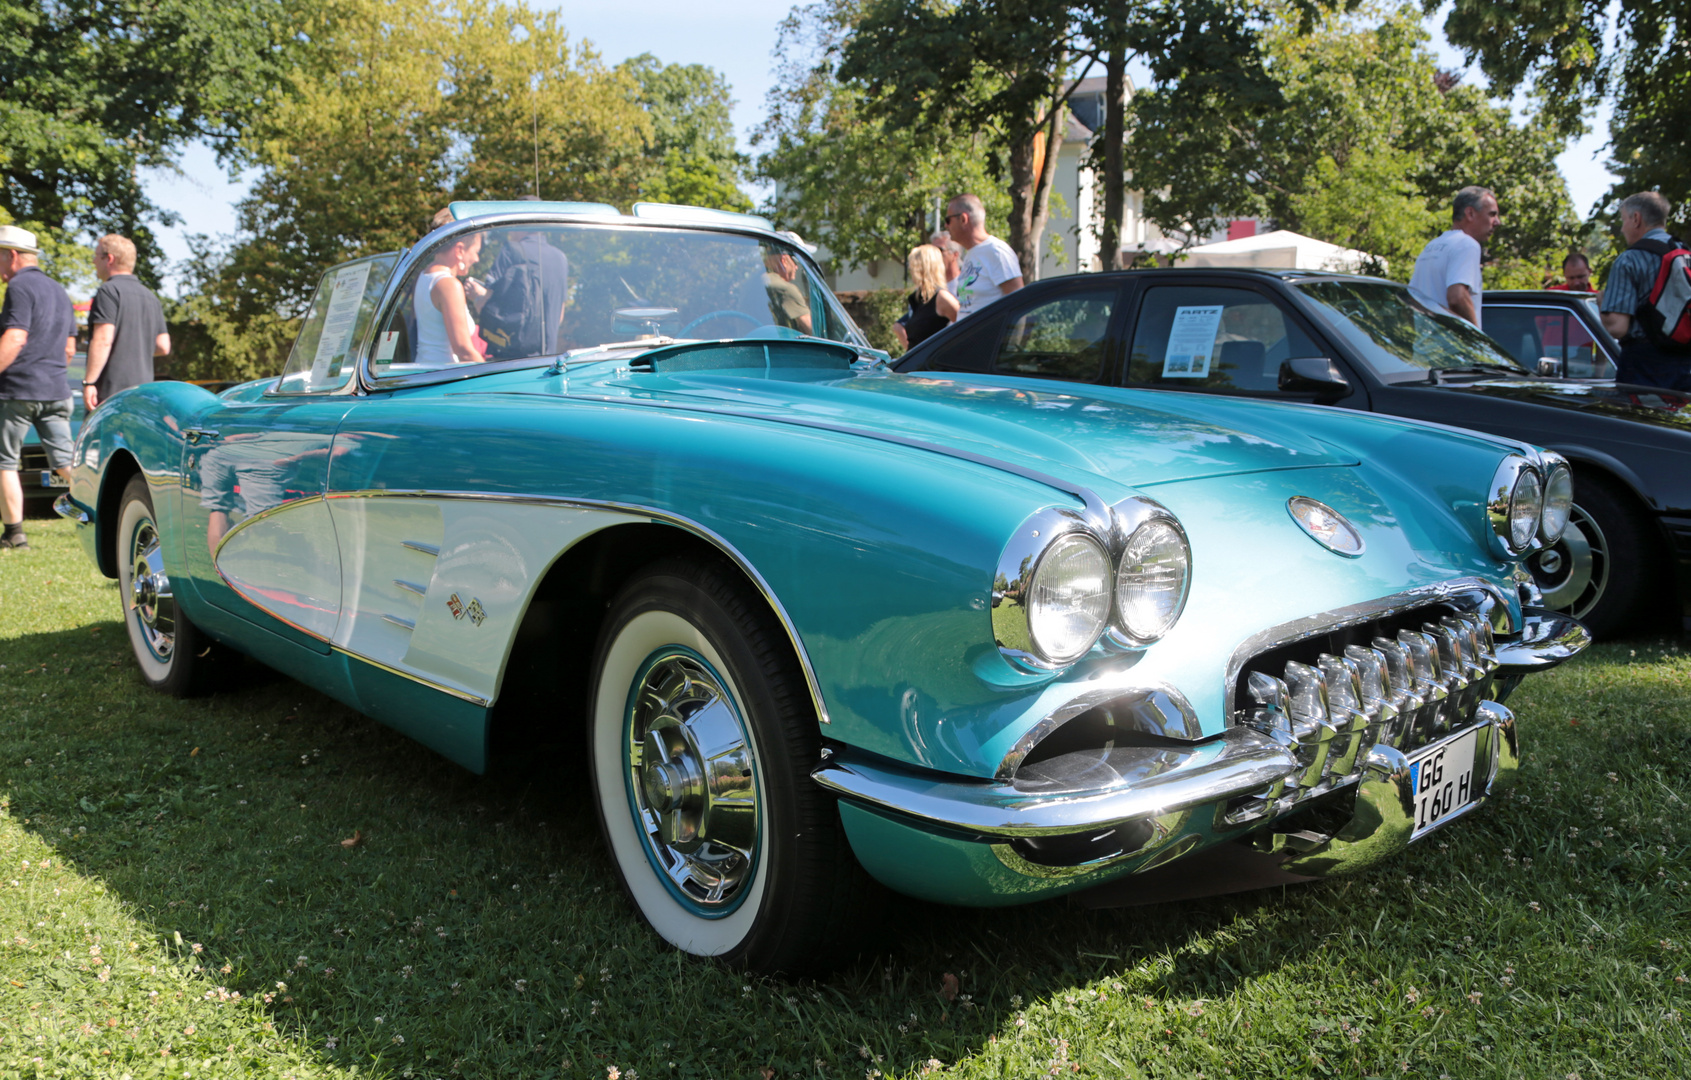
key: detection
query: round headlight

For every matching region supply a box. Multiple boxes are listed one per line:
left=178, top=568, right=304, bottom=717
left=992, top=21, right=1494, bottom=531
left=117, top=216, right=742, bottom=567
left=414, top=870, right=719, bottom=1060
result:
left=1115, top=518, right=1190, bottom=643
left=1026, top=532, right=1112, bottom=664
left=1540, top=462, right=1573, bottom=542
left=1507, top=467, right=1543, bottom=552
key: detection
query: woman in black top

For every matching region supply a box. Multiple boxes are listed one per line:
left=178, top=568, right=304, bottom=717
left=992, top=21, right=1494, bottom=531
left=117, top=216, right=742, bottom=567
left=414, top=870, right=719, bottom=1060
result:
left=894, top=244, right=959, bottom=350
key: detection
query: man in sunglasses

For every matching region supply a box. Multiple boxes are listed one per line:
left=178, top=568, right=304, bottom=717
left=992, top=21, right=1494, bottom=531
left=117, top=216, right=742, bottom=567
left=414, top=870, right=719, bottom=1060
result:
left=944, top=194, right=1023, bottom=321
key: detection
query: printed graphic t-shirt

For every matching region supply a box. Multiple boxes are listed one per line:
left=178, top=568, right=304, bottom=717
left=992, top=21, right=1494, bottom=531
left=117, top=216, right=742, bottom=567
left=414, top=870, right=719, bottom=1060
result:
left=954, top=236, right=1022, bottom=321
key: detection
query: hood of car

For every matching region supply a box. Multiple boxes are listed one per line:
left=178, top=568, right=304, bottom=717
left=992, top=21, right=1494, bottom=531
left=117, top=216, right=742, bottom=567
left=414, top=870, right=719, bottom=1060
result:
left=572, top=366, right=1361, bottom=487
left=1408, top=376, right=1691, bottom=432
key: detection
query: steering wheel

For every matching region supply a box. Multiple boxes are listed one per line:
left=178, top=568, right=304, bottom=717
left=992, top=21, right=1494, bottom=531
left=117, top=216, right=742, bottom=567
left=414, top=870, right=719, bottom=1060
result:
left=681, top=309, right=765, bottom=336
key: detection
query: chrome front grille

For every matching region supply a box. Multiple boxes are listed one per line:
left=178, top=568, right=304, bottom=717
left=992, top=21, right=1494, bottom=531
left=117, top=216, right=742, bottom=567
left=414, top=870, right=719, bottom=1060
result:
left=1224, top=610, right=1498, bottom=826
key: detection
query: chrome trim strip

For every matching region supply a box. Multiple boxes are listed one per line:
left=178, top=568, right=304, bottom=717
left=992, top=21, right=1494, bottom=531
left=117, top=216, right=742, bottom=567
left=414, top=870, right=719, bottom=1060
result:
left=381, top=614, right=417, bottom=631
left=813, top=728, right=1299, bottom=839
left=1223, top=576, right=1509, bottom=721
left=393, top=579, right=427, bottom=597
left=400, top=540, right=441, bottom=558
left=323, top=488, right=835, bottom=726
left=994, top=683, right=1202, bottom=780
left=329, top=645, right=490, bottom=707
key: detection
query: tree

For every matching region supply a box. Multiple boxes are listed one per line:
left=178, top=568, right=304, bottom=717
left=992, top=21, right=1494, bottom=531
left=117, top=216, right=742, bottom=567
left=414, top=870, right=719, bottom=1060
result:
left=173, top=0, right=653, bottom=377
left=1126, top=3, right=1575, bottom=282
left=1077, top=0, right=1292, bottom=269
left=1442, top=0, right=1690, bottom=228
left=840, top=0, right=1084, bottom=279
left=624, top=53, right=752, bottom=211
left=754, top=1, right=1007, bottom=275
left=0, top=0, right=288, bottom=282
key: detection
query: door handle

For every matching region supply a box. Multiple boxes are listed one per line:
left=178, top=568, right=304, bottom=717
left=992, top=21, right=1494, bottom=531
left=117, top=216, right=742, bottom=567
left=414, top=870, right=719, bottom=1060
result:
left=185, top=429, right=221, bottom=444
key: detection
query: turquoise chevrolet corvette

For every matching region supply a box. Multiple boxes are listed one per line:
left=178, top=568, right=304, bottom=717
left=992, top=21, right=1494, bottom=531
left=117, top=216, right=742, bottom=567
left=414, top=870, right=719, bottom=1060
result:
left=58, top=202, right=1588, bottom=973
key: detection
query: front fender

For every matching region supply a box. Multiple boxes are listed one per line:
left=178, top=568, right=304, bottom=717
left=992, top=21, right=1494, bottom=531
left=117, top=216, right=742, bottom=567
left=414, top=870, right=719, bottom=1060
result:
left=70, top=382, right=221, bottom=579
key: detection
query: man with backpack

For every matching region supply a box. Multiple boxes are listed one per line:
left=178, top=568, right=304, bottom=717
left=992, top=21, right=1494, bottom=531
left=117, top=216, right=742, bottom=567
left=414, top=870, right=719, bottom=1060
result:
left=1601, top=191, right=1691, bottom=389
left=474, top=229, right=569, bottom=361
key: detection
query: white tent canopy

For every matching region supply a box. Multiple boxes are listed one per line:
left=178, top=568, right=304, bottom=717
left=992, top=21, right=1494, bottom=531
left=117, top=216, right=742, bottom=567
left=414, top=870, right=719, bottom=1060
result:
left=1178, top=229, right=1379, bottom=273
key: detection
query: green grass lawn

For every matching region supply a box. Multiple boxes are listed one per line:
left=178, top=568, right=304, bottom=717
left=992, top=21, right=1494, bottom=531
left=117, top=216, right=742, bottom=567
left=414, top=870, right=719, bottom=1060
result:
left=2, top=518, right=1687, bottom=1079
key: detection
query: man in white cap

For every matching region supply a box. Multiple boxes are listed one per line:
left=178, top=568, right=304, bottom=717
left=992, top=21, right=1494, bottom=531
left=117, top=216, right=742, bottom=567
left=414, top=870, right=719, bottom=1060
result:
left=0, top=225, right=78, bottom=552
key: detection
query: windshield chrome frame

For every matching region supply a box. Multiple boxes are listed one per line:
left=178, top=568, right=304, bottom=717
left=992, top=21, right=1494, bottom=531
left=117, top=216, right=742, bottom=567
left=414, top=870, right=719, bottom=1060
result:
left=353, top=211, right=867, bottom=394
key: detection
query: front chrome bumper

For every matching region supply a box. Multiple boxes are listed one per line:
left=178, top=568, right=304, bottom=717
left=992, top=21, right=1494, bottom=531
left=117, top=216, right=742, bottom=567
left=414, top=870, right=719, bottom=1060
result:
left=817, top=605, right=1580, bottom=883
left=54, top=492, right=89, bottom=525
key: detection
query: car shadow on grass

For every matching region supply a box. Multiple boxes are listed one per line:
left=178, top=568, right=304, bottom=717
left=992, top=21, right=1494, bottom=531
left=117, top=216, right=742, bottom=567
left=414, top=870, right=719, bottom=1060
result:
left=0, top=621, right=1351, bottom=1078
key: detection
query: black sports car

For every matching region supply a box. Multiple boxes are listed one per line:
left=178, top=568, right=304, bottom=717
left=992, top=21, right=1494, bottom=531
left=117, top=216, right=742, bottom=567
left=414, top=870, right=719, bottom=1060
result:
left=1483, top=289, right=1618, bottom=380
left=894, top=269, right=1691, bottom=638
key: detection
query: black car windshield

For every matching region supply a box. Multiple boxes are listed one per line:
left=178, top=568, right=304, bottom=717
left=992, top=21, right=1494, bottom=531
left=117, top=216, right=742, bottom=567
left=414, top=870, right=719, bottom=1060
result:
left=1293, top=279, right=1530, bottom=382
left=368, top=222, right=861, bottom=380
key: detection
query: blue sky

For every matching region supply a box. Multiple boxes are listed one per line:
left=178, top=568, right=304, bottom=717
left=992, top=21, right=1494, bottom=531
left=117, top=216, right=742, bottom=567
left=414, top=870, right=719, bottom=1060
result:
left=140, top=0, right=1617, bottom=294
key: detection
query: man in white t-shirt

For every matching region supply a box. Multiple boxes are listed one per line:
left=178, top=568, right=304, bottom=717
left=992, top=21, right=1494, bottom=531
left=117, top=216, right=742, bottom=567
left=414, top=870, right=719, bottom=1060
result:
left=945, top=194, right=1024, bottom=320
left=1408, top=186, right=1500, bottom=329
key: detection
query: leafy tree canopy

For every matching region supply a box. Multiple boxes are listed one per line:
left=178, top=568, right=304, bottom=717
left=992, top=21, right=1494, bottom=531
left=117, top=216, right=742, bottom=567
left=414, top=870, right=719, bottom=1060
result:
left=624, top=52, right=751, bottom=211
left=755, top=1, right=1007, bottom=275
left=1442, top=0, right=1689, bottom=227
left=171, top=0, right=655, bottom=381
left=1128, top=3, right=1575, bottom=285
left=0, top=0, right=288, bottom=283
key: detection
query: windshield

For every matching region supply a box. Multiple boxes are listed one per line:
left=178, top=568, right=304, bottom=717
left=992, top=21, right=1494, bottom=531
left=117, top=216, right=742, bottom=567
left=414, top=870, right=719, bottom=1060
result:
left=1293, top=279, right=1529, bottom=382
left=370, top=222, right=860, bottom=379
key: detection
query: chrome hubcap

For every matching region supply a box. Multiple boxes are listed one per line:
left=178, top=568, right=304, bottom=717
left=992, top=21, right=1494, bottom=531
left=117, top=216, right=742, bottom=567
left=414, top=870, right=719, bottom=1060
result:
left=626, top=652, right=758, bottom=911
left=128, top=520, right=176, bottom=660
left=1529, top=504, right=1604, bottom=617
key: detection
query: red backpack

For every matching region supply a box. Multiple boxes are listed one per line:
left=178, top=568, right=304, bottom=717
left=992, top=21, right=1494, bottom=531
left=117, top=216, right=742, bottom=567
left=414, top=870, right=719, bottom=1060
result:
left=1630, top=237, right=1691, bottom=355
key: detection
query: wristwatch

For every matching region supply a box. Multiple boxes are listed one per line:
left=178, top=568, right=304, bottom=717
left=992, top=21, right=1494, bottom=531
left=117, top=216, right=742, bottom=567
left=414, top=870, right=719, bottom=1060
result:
left=82, top=381, right=97, bottom=387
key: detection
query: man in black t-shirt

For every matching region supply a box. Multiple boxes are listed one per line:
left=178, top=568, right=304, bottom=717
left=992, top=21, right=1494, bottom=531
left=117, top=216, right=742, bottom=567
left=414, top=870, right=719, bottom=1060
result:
left=84, top=234, right=170, bottom=410
left=0, top=224, right=77, bottom=551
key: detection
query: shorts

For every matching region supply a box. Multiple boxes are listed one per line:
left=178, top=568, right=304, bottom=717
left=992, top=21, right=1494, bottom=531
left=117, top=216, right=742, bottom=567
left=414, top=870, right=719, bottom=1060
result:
left=0, top=397, right=75, bottom=471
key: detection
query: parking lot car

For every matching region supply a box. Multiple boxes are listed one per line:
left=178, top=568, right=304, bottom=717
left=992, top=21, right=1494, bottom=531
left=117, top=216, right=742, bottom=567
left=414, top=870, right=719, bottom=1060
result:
left=60, top=205, right=1586, bottom=972
left=1483, top=290, right=1618, bottom=380
left=896, top=269, right=1691, bottom=638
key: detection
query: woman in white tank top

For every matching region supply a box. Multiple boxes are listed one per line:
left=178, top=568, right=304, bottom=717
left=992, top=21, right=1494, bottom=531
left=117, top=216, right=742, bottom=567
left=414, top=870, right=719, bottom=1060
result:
left=414, top=231, right=486, bottom=365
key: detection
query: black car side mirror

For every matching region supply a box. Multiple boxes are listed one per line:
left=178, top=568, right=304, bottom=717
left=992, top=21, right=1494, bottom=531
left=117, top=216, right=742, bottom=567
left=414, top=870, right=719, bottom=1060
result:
left=1279, top=356, right=1350, bottom=396
left=1536, top=356, right=1564, bottom=377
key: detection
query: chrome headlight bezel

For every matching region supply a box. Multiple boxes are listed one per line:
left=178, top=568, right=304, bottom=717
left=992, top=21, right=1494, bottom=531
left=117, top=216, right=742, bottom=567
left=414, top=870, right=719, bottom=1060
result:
left=1486, top=456, right=1544, bottom=557
left=993, top=507, right=1113, bottom=671
left=1537, top=452, right=1573, bottom=543
left=994, top=497, right=1192, bottom=672
left=1105, top=498, right=1192, bottom=648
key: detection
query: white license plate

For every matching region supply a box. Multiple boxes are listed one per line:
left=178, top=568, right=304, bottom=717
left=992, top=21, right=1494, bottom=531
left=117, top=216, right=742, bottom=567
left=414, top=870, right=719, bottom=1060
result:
left=1407, top=726, right=1481, bottom=839
left=40, top=470, right=68, bottom=489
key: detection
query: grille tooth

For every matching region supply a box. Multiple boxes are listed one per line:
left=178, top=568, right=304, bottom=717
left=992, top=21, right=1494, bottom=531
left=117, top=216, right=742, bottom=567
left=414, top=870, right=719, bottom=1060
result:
left=1283, top=661, right=1340, bottom=789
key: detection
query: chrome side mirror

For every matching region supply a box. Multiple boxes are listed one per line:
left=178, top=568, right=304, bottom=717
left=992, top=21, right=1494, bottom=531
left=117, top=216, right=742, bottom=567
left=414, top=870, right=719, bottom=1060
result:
left=1535, top=356, right=1564, bottom=377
